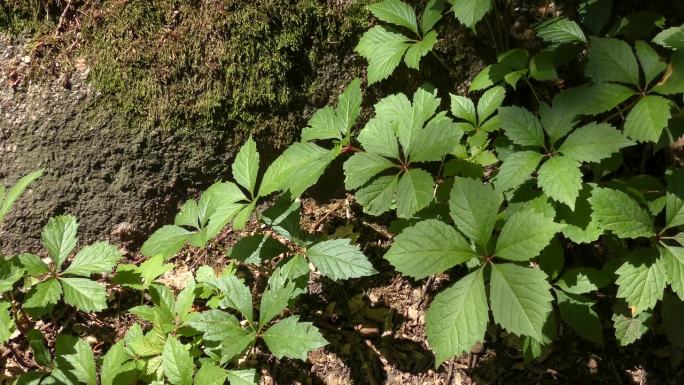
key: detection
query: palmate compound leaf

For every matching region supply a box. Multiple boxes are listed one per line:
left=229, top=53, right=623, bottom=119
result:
left=213, top=275, right=253, bottom=323
left=404, top=30, right=438, bottom=69
left=355, top=26, right=412, bottom=84
left=586, top=37, right=640, bottom=86
left=451, top=0, right=492, bottom=29
left=62, top=241, right=121, bottom=277
left=489, top=263, right=553, bottom=342
left=232, top=136, right=259, bottom=196
left=426, top=268, right=488, bottom=365
left=557, top=122, right=634, bottom=163
left=660, top=245, right=684, bottom=301
left=448, top=177, right=502, bottom=250
left=357, top=117, right=400, bottom=159
left=302, top=78, right=362, bottom=142
left=623, top=95, right=673, bottom=143
left=42, top=215, right=78, bottom=269
left=384, top=219, right=478, bottom=280
left=492, top=151, right=544, bottom=194
left=259, top=142, right=336, bottom=197
left=615, top=248, right=666, bottom=315
left=588, top=187, right=655, bottom=239
left=306, top=239, right=377, bottom=281
left=495, top=208, right=564, bottom=261
left=262, top=315, right=327, bottom=360
left=537, top=155, right=583, bottom=210
left=163, top=336, right=194, bottom=385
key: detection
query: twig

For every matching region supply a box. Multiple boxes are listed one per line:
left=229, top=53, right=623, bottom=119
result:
left=445, top=361, right=455, bottom=385
left=54, top=0, right=74, bottom=37
left=311, top=201, right=343, bottom=232
left=608, top=358, right=624, bottom=385
left=417, top=276, right=435, bottom=309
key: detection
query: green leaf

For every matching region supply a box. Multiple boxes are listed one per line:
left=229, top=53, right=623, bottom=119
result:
left=367, top=0, right=419, bottom=35
left=262, top=316, right=327, bottom=360
left=558, top=122, right=634, bottom=163
left=612, top=307, right=651, bottom=346
left=426, top=268, right=488, bottom=365
left=195, top=363, right=228, bottom=385
left=537, top=156, right=583, bottom=210
left=141, top=225, right=193, bottom=260
left=62, top=337, right=97, bottom=385
left=498, top=106, right=545, bottom=148
left=301, top=107, right=340, bottom=143
left=355, top=175, right=399, bottom=216
left=586, top=37, right=639, bottom=85
left=405, top=30, right=438, bottom=69
left=652, top=50, right=684, bottom=95
left=163, top=337, right=194, bottom=385
left=552, top=83, right=635, bottom=117
left=355, top=26, right=412, bottom=84
left=42, top=215, right=78, bottom=269
left=214, top=275, right=253, bottom=322
left=357, top=117, right=400, bottom=159
left=0, top=169, right=42, bottom=224
left=188, top=309, right=246, bottom=341
left=385, top=219, right=477, bottom=279
left=260, top=142, right=334, bottom=197
left=450, top=94, right=477, bottom=124
left=61, top=277, right=107, bottom=312
left=623, top=95, right=672, bottom=143
left=495, top=209, right=564, bottom=261
left=396, top=168, right=433, bottom=218
left=615, top=248, right=666, bottom=314
left=232, top=137, right=259, bottom=196
left=227, top=369, right=258, bottom=385
left=653, top=26, right=684, bottom=50
left=62, top=241, right=121, bottom=277
left=534, top=17, right=587, bottom=44
left=259, top=283, right=298, bottom=327
left=493, top=151, right=543, bottom=194
left=448, top=177, right=501, bottom=250
left=451, top=0, right=492, bottom=29
left=421, top=0, right=446, bottom=33
left=18, top=253, right=50, bottom=276
left=635, top=41, right=667, bottom=86
left=140, top=255, right=175, bottom=287
left=538, top=237, right=564, bottom=279
left=529, top=51, right=558, bottom=81
left=661, top=245, right=684, bottom=301
left=101, top=341, right=131, bottom=385
left=477, top=86, right=506, bottom=123
left=556, top=290, right=603, bottom=344
left=665, top=168, right=684, bottom=230
left=489, top=264, right=553, bottom=342
left=556, top=268, right=611, bottom=294
left=26, top=329, right=51, bottom=366
left=230, top=235, right=288, bottom=265
left=343, top=152, right=397, bottom=190
left=0, top=302, right=14, bottom=344
left=588, top=187, right=655, bottom=238
left=396, top=88, right=441, bottom=158
left=336, top=78, right=362, bottom=135
left=24, top=278, right=62, bottom=309
left=306, top=239, right=377, bottom=280
left=411, top=113, right=462, bottom=163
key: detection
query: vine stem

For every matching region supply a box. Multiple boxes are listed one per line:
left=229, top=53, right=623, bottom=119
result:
left=524, top=77, right=541, bottom=106
left=430, top=51, right=452, bottom=74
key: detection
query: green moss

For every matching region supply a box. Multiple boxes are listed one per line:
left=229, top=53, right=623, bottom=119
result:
left=81, top=0, right=370, bottom=140
left=0, top=0, right=60, bottom=33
